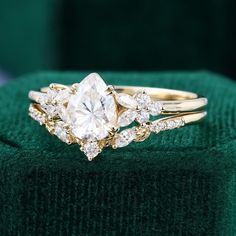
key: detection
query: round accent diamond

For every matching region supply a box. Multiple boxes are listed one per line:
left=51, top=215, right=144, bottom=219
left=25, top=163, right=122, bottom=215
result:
left=150, top=121, right=161, bottom=133
left=136, top=110, right=150, bottom=124
left=135, top=92, right=152, bottom=110
left=82, top=141, right=100, bottom=161
left=149, top=101, right=162, bottom=116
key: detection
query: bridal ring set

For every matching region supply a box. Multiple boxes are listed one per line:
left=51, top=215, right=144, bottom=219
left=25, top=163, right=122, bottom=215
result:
left=28, top=73, right=208, bottom=161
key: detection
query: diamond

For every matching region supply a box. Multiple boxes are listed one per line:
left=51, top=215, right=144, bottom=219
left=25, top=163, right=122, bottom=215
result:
left=54, top=122, right=70, bottom=144
left=38, top=89, right=56, bottom=106
left=158, top=121, right=167, bottom=131
left=47, top=88, right=57, bottom=102
left=175, top=118, right=185, bottom=127
left=118, top=109, right=137, bottom=127
left=38, top=88, right=71, bottom=119
left=82, top=140, right=100, bottom=161
left=39, top=89, right=57, bottom=117
left=37, top=93, right=47, bottom=105
left=29, top=105, right=46, bottom=125
left=66, top=73, right=117, bottom=140
left=115, top=93, right=138, bottom=109
left=150, top=121, right=161, bottom=133
left=136, top=110, right=150, bottom=124
left=44, top=104, right=57, bottom=118
left=150, top=118, right=185, bottom=133
left=113, top=128, right=136, bottom=148
left=149, top=101, right=162, bottom=116
left=166, top=120, right=176, bottom=130
left=135, top=91, right=152, bottom=110
left=56, top=89, right=70, bottom=102
left=55, top=89, right=71, bottom=122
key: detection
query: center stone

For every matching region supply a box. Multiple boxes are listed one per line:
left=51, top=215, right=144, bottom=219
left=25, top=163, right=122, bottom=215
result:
left=66, top=73, right=117, bottom=140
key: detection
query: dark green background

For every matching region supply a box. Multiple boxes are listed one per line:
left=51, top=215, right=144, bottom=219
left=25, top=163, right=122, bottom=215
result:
left=0, top=0, right=235, bottom=78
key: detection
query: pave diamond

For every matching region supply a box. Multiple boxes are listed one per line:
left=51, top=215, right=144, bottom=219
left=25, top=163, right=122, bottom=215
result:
left=150, top=118, right=185, bottom=134
left=167, top=120, right=176, bottom=130
left=115, top=93, right=138, bottom=109
left=29, top=105, right=46, bottom=125
left=66, top=73, right=117, bottom=140
left=113, top=128, right=136, bottom=148
left=175, top=118, right=185, bottom=127
left=150, top=121, right=161, bottom=133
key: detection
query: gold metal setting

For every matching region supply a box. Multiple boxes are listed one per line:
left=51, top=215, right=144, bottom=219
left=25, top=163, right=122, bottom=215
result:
left=28, top=73, right=208, bottom=161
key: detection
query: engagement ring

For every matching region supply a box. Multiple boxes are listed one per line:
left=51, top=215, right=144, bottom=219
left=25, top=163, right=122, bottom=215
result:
left=28, top=73, right=208, bottom=160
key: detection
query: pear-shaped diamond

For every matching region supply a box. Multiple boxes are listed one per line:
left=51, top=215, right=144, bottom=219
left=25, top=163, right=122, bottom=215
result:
left=66, top=73, right=117, bottom=140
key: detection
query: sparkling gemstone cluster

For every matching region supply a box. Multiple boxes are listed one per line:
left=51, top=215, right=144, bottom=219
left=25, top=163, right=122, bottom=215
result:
left=29, top=104, right=46, bottom=125
left=29, top=73, right=186, bottom=160
left=150, top=118, right=185, bottom=134
left=116, top=91, right=162, bottom=127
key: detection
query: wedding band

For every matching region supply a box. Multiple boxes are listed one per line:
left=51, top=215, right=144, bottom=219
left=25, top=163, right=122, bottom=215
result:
left=28, top=73, right=208, bottom=161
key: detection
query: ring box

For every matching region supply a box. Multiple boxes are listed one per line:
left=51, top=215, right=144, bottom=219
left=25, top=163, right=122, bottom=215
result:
left=0, top=71, right=235, bottom=235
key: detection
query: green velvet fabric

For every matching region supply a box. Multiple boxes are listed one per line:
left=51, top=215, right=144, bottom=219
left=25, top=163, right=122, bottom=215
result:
left=0, top=71, right=236, bottom=235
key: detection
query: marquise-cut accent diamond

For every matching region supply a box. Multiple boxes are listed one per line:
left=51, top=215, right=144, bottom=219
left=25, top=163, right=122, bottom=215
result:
left=39, top=88, right=71, bottom=119
left=66, top=73, right=117, bottom=140
left=115, top=93, right=138, bottom=109
left=118, top=109, right=137, bottom=127
left=54, top=122, right=71, bottom=144
left=113, top=128, right=136, bottom=148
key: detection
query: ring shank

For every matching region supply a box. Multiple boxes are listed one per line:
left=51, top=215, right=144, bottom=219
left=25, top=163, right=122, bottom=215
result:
left=113, top=86, right=207, bottom=113
left=114, top=86, right=198, bottom=100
